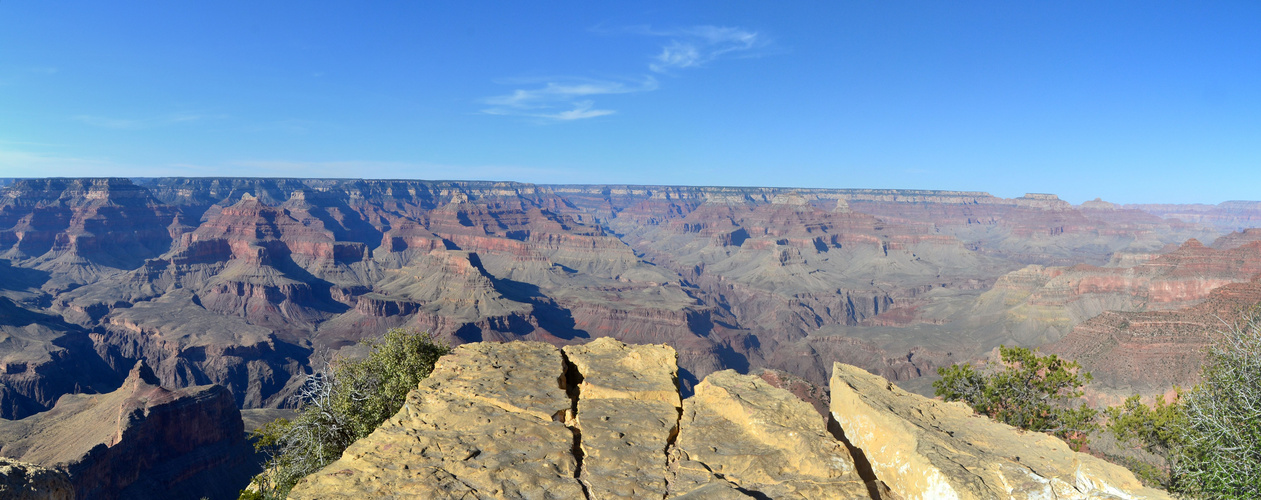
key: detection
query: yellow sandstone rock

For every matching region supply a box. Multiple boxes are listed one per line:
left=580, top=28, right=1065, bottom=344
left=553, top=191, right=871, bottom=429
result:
left=563, top=338, right=681, bottom=499
left=562, top=337, right=682, bottom=407
left=670, top=370, right=880, bottom=499
left=288, top=342, right=585, bottom=499
left=829, top=362, right=1172, bottom=500
left=287, top=341, right=1174, bottom=500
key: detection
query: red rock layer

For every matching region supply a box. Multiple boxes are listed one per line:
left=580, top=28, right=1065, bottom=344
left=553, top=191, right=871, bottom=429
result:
left=1047, top=275, right=1261, bottom=393
left=0, top=179, right=178, bottom=275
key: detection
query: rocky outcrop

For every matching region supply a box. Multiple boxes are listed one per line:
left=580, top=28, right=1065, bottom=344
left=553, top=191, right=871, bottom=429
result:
left=672, top=370, right=879, bottom=498
left=287, top=341, right=586, bottom=499
left=289, top=339, right=881, bottom=499
left=0, top=458, right=73, bottom=500
left=829, top=362, right=1170, bottom=499
left=0, top=361, right=254, bottom=500
left=562, top=339, right=680, bottom=498
left=290, top=340, right=1168, bottom=499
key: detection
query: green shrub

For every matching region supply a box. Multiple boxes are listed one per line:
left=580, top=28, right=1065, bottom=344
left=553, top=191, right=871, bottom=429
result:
left=1173, top=314, right=1261, bottom=498
left=1104, top=311, right=1261, bottom=498
left=240, top=329, right=449, bottom=499
left=1104, top=391, right=1188, bottom=489
left=934, top=345, right=1098, bottom=450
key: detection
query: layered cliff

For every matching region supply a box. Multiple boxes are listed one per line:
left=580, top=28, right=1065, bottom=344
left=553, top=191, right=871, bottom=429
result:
left=290, top=340, right=1165, bottom=499
left=1046, top=274, right=1261, bottom=394
left=0, top=361, right=254, bottom=500
left=1129, top=200, right=1261, bottom=231
left=0, top=177, right=1243, bottom=421
left=963, top=238, right=1261, bottom=344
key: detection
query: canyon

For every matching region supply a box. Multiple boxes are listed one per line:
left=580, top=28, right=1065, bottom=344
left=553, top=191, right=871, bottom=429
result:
left=1, top=177, right=1259, bottom=497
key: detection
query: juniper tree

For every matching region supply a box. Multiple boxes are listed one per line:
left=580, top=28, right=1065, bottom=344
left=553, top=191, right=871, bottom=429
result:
left=934, top=345, right=1098, bottom=450
left=241, top=329, right=449, bottom=499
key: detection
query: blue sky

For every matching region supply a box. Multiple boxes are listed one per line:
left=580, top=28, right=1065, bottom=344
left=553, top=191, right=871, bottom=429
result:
left=1, top=1, right=1259, bottom=204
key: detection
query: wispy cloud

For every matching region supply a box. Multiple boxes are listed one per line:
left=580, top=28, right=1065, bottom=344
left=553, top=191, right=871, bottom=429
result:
left=243, top=118, right=332, bottom=135
left=72, top=113, right=226, bottom=130
left=73, top=115, right=144, bottom=129
left=0, top=66, right=62, bottom=87
left=481, top=77, right=657, bottom=121
left=639, top=26, right=766, bottom=73
left=481, top=24, right=767, bottom=122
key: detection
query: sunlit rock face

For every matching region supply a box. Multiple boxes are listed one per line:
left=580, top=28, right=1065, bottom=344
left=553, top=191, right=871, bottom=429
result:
left=289, top=339, right=880, bottom=499
left=1047, top=274, right=1261, bottom=394
left=828, top=362, right=1171, bottom=500
left=290, top=339, right=1168, bottom=499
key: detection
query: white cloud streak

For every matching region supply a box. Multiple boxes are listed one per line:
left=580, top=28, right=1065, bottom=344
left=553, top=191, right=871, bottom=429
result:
left=645, top=26, right=764, bottom=73
left=481, top=77, right=657, bottom=122
left=481, top=24, right=766, bottom=122
left=0, top=148, right=174, bottom=177
left=226, top=160, right=578, bottom=181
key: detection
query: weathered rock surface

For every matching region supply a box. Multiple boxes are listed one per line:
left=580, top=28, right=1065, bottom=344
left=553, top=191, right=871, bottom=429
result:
left=0, top=458, right=73, bottom=500
left=290, top=340, right=881, bottom=499
left=288, top=341, right=585, bottom=499
left=829, top=362, right=1170, bottom=500
left=672, top=370, right=878, bottom=498
left=563, top=338, right=680, bottom=498
left=0, top=361, right=254, bottom=500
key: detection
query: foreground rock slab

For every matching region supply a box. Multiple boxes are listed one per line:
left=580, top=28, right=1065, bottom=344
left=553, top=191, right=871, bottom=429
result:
left=671, top=370, right=880, bottom=499
left=563, top=338, right=681, bottom=499
left=290, top=339, right=881, bottom=499
left=288, top=341, right=586, bottom=499
left=829, top=362, right=1171, bottom=500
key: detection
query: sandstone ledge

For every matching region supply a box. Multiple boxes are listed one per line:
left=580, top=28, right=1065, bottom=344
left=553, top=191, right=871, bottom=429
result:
left=289, top=338, right=877, bottom=499
left=288, top=340, right=1168, bottom=499
left=829, top=362, right=1171, bottom=500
